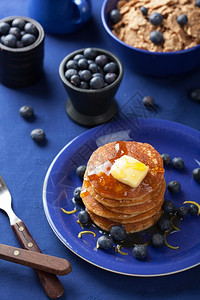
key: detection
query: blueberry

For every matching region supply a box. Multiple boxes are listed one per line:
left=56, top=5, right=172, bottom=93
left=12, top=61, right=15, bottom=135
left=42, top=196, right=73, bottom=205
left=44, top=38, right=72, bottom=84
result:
left=149, top=13, right=163, bottom=26
left=80, top=70, right=92, bottom=82
left=16, top=40, right=24, bottom=48
left=162, top=200, right=175, bottom=214
left=140, top=6, right=148, bottom=16
left=150, top=30, right=164, bottom=45
left=0, top=35, right=5, bottom=44
left=66, top=59, right=79, bottom=70
left=83, top=48, right=97, bottom=60
left=78, top=58, right=88, bottom=70
left=9, top=27, right=21, bottom=40
left=142, top=96, right=155, bottom=108
left=192, top=168, right=200, bottom=182
left=87, top=59, right=94, bottom=64
left=24, top=22, right=38, bottom=35
left=98, top=235, right=114, bottom=250
left=151, top=233, right=165, bottom=248
left=78, top=210, right=90, bottom=224
left=0, top=22, right=10, bottom=35
left=20, top=31, right=25, bottom=37
left=177, top=206, right=188, bottom=218
left=76, top=165, right=86, bottom=180
left=189, top=204, right=199, bottom=216
left=167, top=181, right=181, bottom=193
left=31, top=129, right=46, bottom=142
left=105, top=72, right=117, bottom=84
left=171, top=157, right=184, bottom=170
left=73, top=187, right=83, bottom=205
left=19, top=105, right=34, bottom=119
left=110, top=225, right=126, bottom=241
left=195, top=0, right=200, bottom=7
left=132, top=244, right=147, bottom=259
left=12, top=18, right=26, bottom=30
left=159, top=216, right=171, bottom=231
left=65, top=69, right=78, bottom=80
left=70, top=74, right=80, bottom=87
left=3, top=34, right=17, bottom=48
left=22, top=33, right=36, bottom=46
left=73, top=54, right=84, bottom=61
left=189, top=89, right=200, bottom=103
left=88, top=63, right=99, bottom=74
left=161, top=153, right=171, bottom=166
left=92, top=72, right=104, bottom=79
left=103, top=62, right=118, bottom=73
left=95, top=55, right=109, bottom=68
left=109, top=9, right=121, bottom=24
left=90, top=76, right=105, bottom=89
left=80, top=81, right=89, bottom=89
left=177, top=14, right=188, bottom=26
left=97, top=66, right=104, bottom=75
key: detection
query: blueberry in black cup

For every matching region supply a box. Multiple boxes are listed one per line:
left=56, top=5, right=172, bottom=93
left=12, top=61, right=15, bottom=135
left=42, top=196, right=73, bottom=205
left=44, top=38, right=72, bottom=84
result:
left=63, top=48, right=120, bottom=91
left=0, top=16, right=44, bottom=88
left=59, top=47, right=124, bottom=127
left=0, top=18, right=39, bottom=48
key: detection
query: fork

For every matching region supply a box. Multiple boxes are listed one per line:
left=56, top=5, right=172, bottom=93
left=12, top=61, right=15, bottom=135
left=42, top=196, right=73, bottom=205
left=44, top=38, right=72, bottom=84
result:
left=0, top=174, right=65, bottom=299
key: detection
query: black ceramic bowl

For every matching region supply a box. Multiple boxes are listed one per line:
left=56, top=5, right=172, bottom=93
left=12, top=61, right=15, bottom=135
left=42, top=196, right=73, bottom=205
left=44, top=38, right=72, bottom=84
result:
left=59, top=48, right=124, bottom=127
left=0, top=16, right=45, bottom=88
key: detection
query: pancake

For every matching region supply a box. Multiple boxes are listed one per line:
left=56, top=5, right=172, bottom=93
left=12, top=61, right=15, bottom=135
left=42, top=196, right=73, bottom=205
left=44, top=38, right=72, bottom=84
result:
left=81, top=140, right=165, bottom=234
left=82, top=176, right=165, bottom=209
left=82, top=188, right=164, bottom=222
left=86, top=141, right=164, bottom=200
left=88, top=209, right=162, bottom=233
left=104, top=179, right=165, bottom=214
left=109, top=200, right=163, bottom=223
left=83, top=170, right=161, bottom=206
left=81, top=178, right=165, bottom=216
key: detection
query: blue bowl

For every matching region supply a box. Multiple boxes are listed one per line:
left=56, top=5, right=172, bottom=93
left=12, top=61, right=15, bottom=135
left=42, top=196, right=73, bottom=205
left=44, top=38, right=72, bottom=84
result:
left=101, top=0, right=200, bottom=77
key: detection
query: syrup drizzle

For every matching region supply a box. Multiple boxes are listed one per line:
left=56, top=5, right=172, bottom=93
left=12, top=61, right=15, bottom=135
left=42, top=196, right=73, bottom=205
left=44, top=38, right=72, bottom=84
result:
left=87, top=142, right=130, bottom=196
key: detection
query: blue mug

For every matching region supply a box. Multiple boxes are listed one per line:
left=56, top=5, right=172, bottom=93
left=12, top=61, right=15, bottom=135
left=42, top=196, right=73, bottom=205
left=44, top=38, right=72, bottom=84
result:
left=28, top=0, right=91, bottom=34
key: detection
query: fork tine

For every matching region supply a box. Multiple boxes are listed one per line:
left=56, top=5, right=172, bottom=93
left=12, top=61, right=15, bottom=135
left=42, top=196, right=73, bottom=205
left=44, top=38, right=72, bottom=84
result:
left=0, top=175, right=8, bottom=192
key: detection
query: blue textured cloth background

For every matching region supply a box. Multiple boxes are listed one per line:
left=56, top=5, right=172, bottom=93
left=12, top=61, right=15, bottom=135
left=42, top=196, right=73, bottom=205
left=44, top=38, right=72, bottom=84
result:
left=0, top=0, right=200, bottom=299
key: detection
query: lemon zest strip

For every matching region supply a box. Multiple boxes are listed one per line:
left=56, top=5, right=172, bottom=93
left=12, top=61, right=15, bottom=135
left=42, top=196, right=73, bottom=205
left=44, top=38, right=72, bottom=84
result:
left=61, top=208, right=77, bottom=214
left=183, top=201, right=200, bottom=215
left=164, top=231, right=179, bottom=250
left=76, top=220, right=84, bottom=229
left=116, top=245, right=128, bottom=256
left=143, top=241, right=150, bottom=246
left=78, top=231, right=96, bottom=238
left=170, top=216, right=180, bottom=231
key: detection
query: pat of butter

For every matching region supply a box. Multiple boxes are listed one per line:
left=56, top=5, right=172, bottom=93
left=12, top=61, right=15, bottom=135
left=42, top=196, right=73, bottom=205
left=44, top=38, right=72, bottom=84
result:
left=110, top=155, right=149, bottom=188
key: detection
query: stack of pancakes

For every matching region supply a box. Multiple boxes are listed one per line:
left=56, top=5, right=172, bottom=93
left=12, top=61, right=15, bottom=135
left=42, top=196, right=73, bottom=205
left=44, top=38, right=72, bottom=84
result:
left=81, top=141, right=165, bottom=233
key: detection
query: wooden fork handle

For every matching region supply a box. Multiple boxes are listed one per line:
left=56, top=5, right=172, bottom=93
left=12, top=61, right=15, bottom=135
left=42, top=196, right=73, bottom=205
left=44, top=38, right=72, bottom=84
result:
left=12, top=220, right=66, bottom=299
left=0, top=243, right=71, bottom=275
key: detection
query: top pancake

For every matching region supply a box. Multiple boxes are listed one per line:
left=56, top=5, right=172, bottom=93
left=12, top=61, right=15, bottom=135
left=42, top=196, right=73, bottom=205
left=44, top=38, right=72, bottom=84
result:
left=86, top=141, right=164, bottom=200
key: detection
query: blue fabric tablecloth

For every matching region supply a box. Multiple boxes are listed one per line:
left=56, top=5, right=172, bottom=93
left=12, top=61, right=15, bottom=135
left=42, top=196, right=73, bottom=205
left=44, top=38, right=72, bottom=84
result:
left=1, top=0, right=200, bottom=299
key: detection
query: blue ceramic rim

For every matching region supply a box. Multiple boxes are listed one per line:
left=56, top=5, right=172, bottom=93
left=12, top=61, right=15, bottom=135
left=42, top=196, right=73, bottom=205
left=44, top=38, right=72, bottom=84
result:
left=59, top=47, right=124, bottom=94
left=101, top=0, right=200, bottom=56
left=43, top=118, right=200, bottom=277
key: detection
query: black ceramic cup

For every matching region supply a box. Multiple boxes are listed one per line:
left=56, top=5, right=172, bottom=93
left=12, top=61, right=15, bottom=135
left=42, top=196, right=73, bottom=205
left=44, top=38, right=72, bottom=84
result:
left=59, top=48, right=124, bottom=127
left=0, top=16, right=45, bottom=88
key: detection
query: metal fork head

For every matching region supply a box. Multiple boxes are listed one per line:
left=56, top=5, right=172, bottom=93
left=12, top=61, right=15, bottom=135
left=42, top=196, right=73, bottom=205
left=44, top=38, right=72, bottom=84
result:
left=0, top=175, right=21, bottom=225
left=0, top=175, right=12, bottom=210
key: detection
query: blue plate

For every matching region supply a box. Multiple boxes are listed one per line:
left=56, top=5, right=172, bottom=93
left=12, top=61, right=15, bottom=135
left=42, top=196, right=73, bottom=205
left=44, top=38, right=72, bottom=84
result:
left=43, top=118, right=200, bottom=276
